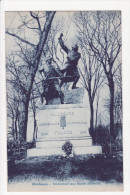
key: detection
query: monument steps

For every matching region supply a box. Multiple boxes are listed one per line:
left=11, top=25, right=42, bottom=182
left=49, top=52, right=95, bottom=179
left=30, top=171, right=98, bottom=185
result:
left=27, top=146, right=102, bottom=157
left=36, top=138, right=92, bottom=148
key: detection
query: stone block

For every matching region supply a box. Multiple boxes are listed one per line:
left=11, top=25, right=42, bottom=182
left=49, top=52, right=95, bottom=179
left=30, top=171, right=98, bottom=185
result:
left=36, top=137, right=92, bottom=148
left=64, top=88, right=85, bottom=104
left=27, top=99, right=102, bottom=157
left=73, top=146, right=102, bottom=155
left=27, top=145, right=102, bottom=157
left=36, top=104, right=90, bottom=140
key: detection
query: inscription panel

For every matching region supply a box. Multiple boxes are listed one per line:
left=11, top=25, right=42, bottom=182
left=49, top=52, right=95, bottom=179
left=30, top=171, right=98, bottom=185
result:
left=37, top=105, right=90, bottom=139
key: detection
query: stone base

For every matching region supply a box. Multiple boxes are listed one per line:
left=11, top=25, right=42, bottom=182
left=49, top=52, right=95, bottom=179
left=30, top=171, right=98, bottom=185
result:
left=73, top=146, right=102, bottom=155
left=27, top=97, right=102, bottom=157
left=27, top=136, right=102, bottom=157
left=27, top=144, right=102, bottom=157
left=36, top=137, right=92, bottom=148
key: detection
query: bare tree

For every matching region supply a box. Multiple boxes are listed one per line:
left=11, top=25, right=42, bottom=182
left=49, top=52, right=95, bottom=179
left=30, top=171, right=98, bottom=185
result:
left=44, top=16, right=64, bottom=64
left=30, top=90, right=38, bottom=142
left=114, top=62, right=122, bottom=138
left=79, top=51, right=104, bottom=137
left=6, top=54, right=21, bottom=140
left=6, top=11, right=56, bottom=141
left=7, top=94, right=19, bottom=141
left=73, top=11, right=122, bottom=139
left=95, top=89, right=100, bottom=129
left=73, top=14, right=104, bottom=137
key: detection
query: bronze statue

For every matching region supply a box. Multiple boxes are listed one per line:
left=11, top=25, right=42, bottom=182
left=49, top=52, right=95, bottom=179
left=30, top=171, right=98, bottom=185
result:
left=39, top=58, right=64, bottom=105
left=39, top=33, right=81, bottom=105
left=58, top=33, right=81, bottom=89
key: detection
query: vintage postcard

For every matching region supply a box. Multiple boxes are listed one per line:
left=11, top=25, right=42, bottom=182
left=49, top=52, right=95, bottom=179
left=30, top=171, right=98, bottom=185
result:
left=5, top=10, right=123, bottom=192
left=1, top=0, right=130, bottom=194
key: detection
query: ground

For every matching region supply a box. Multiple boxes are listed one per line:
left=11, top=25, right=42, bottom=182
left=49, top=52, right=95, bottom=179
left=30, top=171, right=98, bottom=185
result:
left=8, top=152, right=123, bottom=186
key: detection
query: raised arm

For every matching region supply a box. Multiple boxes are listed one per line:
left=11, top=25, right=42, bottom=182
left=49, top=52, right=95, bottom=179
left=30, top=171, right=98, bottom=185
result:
left=58, top=33, right=69, bottom=54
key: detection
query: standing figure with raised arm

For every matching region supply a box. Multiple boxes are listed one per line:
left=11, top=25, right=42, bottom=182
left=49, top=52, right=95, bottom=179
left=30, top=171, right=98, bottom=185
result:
left=58, top=33, right=81, bottom=89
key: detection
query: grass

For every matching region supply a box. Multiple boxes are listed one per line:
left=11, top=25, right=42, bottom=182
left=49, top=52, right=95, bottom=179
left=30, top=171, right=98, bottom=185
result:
left=8, top=153, right=123, bottom=184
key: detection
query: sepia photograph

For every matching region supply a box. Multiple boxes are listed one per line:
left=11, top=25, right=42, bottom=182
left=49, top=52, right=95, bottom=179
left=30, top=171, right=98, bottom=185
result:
left=5, top=10, right=123, bottom=192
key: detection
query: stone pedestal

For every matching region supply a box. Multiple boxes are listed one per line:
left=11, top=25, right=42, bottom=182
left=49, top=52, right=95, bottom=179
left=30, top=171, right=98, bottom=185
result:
left=64, top=88, right=85, bottom=104
left=27, top=103, right=102, bottom=157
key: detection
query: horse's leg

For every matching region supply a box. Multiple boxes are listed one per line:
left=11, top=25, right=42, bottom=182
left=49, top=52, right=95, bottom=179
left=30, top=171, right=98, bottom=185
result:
left=72, top=75, right=80, bottom=89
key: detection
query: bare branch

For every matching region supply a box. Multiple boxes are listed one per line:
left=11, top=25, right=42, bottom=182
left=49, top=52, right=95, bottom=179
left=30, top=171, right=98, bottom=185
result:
left=6, top=31, right=36, bottom=47
left=30, top=11, right=41, bottom=31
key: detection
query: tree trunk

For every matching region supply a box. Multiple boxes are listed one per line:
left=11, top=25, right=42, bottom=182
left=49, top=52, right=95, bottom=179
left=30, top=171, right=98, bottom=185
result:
left=18, top=94, right=30, bottom=141
left=12, top=118, right=15, bottom=141
left=89, top=97, right=94, bottom=138
left=17, top=12, right=56, bottom=142
left=95, top=93, right=99, bottom=128
left=33, top=106, right=37, bottom=142
left=33, top=119, right=37, bottom=142
left=15, top=118, right=18, bottom=140
left=108, top=77, right=115, bottom=139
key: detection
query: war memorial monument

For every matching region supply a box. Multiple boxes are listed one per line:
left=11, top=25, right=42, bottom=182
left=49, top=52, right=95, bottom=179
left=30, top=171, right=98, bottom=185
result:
left=27, top=34, right=102, bottom=157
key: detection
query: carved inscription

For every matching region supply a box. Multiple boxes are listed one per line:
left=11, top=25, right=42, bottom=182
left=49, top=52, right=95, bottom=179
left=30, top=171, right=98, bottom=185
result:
left=39, top=123, right=59, bottom=126
left=67, top=122, right=87, bottom=125
left=51, top=112, right=74, bottom=116
left=80, top=130, right=87, bottom=134
left=39, top=121, right=87, bottom=127
left=55, top=130, right=72, bottom=135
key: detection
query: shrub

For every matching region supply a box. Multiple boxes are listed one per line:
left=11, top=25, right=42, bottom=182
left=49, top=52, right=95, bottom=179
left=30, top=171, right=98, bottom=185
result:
left=93, top=124, right=123, bottom=153
left=62, top=140, right=73, bottom=157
